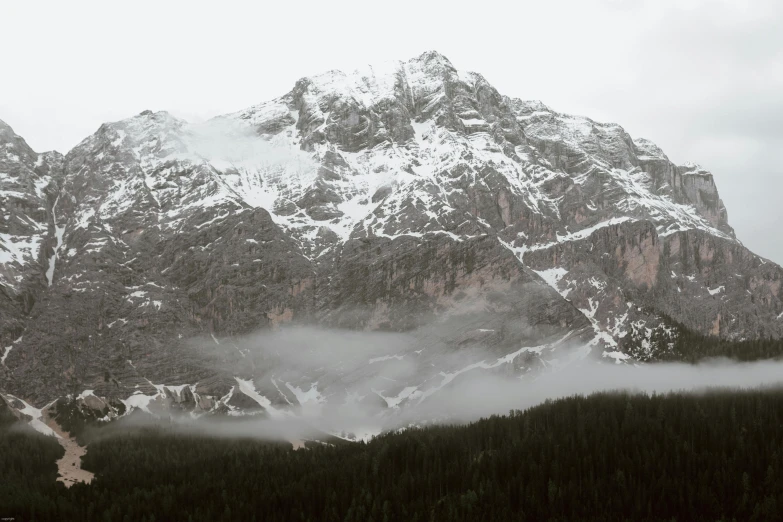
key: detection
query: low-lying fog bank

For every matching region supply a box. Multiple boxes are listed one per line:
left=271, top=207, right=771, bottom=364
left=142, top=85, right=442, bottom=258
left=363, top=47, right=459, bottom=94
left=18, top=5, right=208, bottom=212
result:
left=85, top=356, right=783, bottom=445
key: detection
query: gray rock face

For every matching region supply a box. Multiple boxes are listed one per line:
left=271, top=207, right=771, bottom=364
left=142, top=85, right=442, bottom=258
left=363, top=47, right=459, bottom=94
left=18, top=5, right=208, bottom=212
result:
left=1, top=122, right=62, bottom=354
left=1, top=51, right=782, bottom=415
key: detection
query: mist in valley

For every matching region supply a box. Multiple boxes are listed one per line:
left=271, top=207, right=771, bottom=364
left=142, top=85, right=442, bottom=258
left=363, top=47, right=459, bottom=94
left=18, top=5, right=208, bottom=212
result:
left=98, top=326, right=783, bottom=445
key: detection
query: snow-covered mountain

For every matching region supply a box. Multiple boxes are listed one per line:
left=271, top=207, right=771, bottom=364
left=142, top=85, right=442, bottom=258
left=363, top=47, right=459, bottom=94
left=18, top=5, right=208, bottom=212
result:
left=1, top=51, right=782, bottom=426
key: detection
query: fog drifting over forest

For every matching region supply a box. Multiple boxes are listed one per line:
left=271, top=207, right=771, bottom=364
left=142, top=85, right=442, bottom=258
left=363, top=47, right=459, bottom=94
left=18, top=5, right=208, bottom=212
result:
left=102, top=327, right=783, bottom=443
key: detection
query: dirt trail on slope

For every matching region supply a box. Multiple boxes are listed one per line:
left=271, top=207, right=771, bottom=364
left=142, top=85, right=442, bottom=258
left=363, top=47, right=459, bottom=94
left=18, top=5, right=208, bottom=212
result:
left=41, top=408, right=94, bottom=488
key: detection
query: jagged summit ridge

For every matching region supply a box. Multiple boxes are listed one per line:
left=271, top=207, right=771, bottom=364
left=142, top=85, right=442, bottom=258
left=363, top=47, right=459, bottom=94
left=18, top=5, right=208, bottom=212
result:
left=42, top=50, right=733, bottom=253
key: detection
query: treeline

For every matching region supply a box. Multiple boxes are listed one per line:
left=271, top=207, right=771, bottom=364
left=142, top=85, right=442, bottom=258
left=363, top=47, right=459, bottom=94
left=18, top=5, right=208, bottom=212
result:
left=652, top=316, right=783, bottom=362
left=3, top=389, right=783, bottom=521
left=670, top=332, right=783, bottom=362
left=51, top=396, right=118, bottom=446
left=0, top=403, right=65, bottom=519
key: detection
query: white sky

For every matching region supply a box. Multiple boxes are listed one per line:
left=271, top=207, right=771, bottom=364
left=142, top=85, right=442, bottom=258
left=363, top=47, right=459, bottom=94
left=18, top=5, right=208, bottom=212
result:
left=1, top=0, right=781, bottom=263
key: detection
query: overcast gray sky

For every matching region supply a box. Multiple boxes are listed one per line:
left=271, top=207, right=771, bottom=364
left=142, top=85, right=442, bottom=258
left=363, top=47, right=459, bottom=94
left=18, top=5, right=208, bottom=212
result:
left=1, top=0, right=780, bottom=263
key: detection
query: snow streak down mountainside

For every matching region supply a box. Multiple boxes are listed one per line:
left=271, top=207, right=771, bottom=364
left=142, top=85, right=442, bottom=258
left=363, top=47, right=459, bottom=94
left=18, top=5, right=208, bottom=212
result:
left=1, top=51, right=782, bottom=423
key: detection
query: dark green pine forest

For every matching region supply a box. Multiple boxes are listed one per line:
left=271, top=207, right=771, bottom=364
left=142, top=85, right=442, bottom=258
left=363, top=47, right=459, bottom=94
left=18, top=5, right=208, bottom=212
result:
left=665, top=328, right=783, bottom=362
left=3, top=387, right=783, bottom=522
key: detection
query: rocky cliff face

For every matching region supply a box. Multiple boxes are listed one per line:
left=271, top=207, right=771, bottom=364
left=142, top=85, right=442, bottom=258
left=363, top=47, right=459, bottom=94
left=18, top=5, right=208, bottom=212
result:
left=1, top=120, right=62, bottom=347
left=1, top=51, right=782, bottom=421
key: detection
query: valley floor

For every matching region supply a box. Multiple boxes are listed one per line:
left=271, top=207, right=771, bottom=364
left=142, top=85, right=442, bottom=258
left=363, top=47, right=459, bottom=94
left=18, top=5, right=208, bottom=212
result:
left=3, top=388, right=783, bottom=521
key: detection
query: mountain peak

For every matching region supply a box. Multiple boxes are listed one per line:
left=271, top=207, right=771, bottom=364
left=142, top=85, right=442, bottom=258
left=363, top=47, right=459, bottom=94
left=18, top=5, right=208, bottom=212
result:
left=2, top=51, right=782, bottom=415
left=0, top=118, right=17, bottom=139
left=409, top=50, right=455, bottom=67
left=290, top=50, right=461, bottom=111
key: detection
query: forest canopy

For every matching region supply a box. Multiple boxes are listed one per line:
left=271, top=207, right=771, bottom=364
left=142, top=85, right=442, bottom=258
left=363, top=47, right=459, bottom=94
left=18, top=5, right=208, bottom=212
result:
left=2, top=388, right=783, bottom=521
